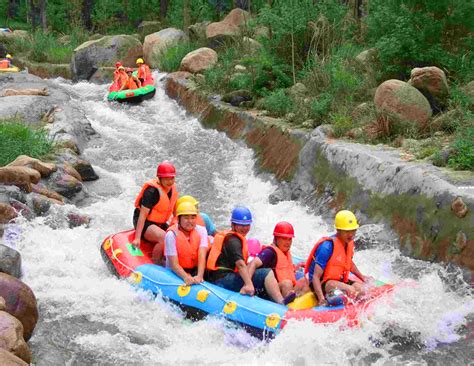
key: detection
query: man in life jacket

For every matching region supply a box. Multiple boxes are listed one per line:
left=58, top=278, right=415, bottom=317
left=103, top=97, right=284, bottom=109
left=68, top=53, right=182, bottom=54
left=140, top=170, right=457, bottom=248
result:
left=120, top=68, right=141, bottom=91
left=0, top=54, right=12, bottom=69
left=304, top=210, right=372, bottom=306
left=136, top=58, right=151, bottom=84
left=171, top=195, right=216, bottom=236
left=132, top=161, right=179, bottom=264
left=116, top=66, right=129, bottom=91
left=112, top=61, right=122, bottom=88
left=247, top=221, right=310, bottom=304
left=165, top=202, right=209, bottom=285
left=206, top=206, right=286, bottom=304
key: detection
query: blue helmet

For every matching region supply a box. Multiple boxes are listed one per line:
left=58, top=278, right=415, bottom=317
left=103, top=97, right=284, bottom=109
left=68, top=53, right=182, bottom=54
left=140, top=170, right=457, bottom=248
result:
left=231, top=206, right=252, bottom=225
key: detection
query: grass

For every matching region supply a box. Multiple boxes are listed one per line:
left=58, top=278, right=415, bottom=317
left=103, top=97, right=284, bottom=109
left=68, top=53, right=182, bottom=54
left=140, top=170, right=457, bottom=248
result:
left=158, top=41, right=200, bottom=72
left=0, top=117, right=54, bottom=167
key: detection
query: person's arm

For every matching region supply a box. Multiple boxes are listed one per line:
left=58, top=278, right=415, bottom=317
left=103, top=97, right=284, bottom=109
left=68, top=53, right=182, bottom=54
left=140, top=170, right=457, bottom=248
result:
left=132, top=206, right=150, bottom=247
left=236, top=259, right=255, bottom=296
left=351, top=262, right=372, bottom=283
left=168, top=255, right=194, bottom=285
left=311, top=265, right=328, bottom=306
left=247, top=257, right=263, bottom=278
left=134, top=76, right=142, bottom=87
left=193, top=247, right=207, bottom=283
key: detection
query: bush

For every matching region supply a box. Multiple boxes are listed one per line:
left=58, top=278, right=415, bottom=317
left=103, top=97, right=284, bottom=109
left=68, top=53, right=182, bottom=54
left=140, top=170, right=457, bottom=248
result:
left=331, top=111, right=353, bottom=137
left=0, top=117, right=54, bottom=166
left=448, top=126, right=474, bottom=171
left=310, top=93, right=333, bottom=120
left=158, top=42, right=199, bottom=72
left=259, top=89, right=293, bottom=117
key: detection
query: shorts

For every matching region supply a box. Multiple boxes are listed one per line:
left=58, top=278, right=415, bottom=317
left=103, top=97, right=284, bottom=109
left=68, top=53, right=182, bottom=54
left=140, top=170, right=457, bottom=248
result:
left=213, top=268, right=271, bottom=294
left=133, top=214, right=168, bottom=240
left=311, top=279, right=355, bottom=294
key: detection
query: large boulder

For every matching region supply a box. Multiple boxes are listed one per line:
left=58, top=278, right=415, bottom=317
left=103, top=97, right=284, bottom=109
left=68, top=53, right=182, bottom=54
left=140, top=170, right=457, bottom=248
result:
left=188, top=21, right=211, bottom=42
left=355, top=48, right=378, bottom=72
left=137, top=21, right=162, bottom=40
left=143, top=28, right=189, bottom=68
left=206, top=8, right=250, bottom=45
left=0, top=30, right=28, bottom=42
left=71, top=35, right=142, bottom=81
left=7, top=155, right=56, bottom=178
left=374, top=79, right=432, bottom=132
left=0, top=311, right=31, bottom=363
left=0, top=166, right=41, bottom=193
left=0, top=203, right=17, bottom=225
left=408, top=66, right=449, bottom=111
left=0, top=348, right=27, bottom=366
left=46, top=170, right=83, bottom=199
left=0, top=273, right=38, bottom=341
left=180, top=47, right=218, bottom=74
left=0, top=245, right=21, bottom=278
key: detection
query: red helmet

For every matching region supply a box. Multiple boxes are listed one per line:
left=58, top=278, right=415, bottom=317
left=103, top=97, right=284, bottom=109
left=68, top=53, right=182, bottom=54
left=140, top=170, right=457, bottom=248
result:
left=115, top=61, right=122, bottom=68
left=273, top=221, right=295, bottom=238
left=156, top=161, right=176, bottom=178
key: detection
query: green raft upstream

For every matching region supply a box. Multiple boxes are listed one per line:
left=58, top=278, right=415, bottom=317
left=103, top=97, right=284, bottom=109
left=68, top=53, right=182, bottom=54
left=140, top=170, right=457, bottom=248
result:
left=107, top=84, right=156, bottom=104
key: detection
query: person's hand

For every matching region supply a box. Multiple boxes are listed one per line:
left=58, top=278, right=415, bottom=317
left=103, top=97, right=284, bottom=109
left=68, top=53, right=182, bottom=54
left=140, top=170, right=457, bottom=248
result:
left=193, top=275, right=204, bottom=284
left=294, top=261, right=305, bottom=270
left=184, top=274, right=194, bottom=286
left=131, top=237, right=140, bottom=249
left=363, top=275, right=375, bottom=284
left=318, top=298, right=328, bottom=307
left=240, top=283, right=255, bottom=296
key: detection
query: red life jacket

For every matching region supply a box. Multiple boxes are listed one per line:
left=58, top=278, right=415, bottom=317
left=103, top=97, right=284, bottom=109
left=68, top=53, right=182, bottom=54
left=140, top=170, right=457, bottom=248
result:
left=304, top=236, right=354, bottom=283
left=167, top=224, right=200, bottom=269
left=137, top=64, right=151, bottom=80
left=134, top=179, right=178, bottom=224
left=207, top=230, right=248, bottom=272
left=262, top=244, right=296, bottom=285
left=0, top=59, right=10, bottom=69
left=127, top=76, right=138, bottom=90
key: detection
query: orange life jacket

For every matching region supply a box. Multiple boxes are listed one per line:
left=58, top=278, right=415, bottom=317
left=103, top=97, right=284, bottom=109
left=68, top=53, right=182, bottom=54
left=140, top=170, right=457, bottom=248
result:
left=134, top=179, right=178, bottom=224
left=304, top=236, right=354, bottom=283
left=127, top=76, right=138, bottom=90
left=0, top=59, right=10, bottom=69
left=137, top=64, right=151, bottom=80
left=262, top=244, right=296, bottom=285
left=118, top=72, right=128, bottom=88
left=169, top=213, right=206, bottom=228
left=207, top=230, right=248, bottom=272
left=167, top=224, right=201, bottom=269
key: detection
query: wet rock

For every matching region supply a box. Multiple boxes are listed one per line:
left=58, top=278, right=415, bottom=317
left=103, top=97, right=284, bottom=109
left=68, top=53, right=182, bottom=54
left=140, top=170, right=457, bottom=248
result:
left=0, top=297, right=5, bottom=311
left=27, top=193, right=52, bottom=216
left=455, top=231, right=467, bottom=251
left=72, top=159, right=98, bottom=181
left=0, top=311, right=31, bottom=363
left=0, top=203, right=17, bottom=224
left=31, top=183, right=65, bottom=203
left=46, top=171, right=83, bottom=199
left=408, top=66, right=449, bottom=109
left=61, top=162, right=83, bottom=182
left=143, top=28, right=189, bottom=68
left=8, top=201, right=33, bottom=221
left=0, top=245, right=21, bottom=279
left=0, top=273, right=38, bottom=341
left=0, top=348, right=28, bottom=366
left=180, top=47, right=218, bottom=74
left=268, top=183, right=293, bottom=204
left=374, top=79, right=432, bottom=131
left=222, top=89, right=252, bottom=106
left=67, top=212, right=91, bottom=228
left=0, top=166, right=41, bottom=193
left=167, top=71, right=193, bottom=83
left=0, top=186, right=24, bottom=205
left=206, top=8, right=249, bottom=45
left=451, top=197, right=468, bottom=218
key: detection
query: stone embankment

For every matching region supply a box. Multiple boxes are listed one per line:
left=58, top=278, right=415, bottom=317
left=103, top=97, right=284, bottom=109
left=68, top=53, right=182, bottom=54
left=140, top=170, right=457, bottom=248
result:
left=165, top=72, right=474, bottom=272
left=0, top=72, right=98, bottom=363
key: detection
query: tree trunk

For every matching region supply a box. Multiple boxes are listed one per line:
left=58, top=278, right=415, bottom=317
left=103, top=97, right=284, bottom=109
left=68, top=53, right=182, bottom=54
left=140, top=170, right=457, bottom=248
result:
left=160, top=0, right=169, bottom=20
left=7, top=0, right=20, bottom=19
left=39, top=0, right=47, bottom=31
left=82, top=0, right=94, bottom=31
left=28, top=0, right=40, bottom=30
left=234, top=0, right=250, bottom=11
left=183, top=0, right=191, bottom=34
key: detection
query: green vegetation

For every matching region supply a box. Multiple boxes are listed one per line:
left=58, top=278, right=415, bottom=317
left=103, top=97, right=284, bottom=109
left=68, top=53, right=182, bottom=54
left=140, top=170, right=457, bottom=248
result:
left=0, top=117, right=54, bottom=167
left=158, top=42, right=199, bottom=72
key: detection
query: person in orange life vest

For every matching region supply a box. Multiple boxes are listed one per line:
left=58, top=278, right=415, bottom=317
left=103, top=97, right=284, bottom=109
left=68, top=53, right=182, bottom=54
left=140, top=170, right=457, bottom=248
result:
left=206, top=206, right=286, bottom=304
left=116, top=66, right=129, bottom=91
left=171, top=195, right=217, bottom=236
left=165, top=202, right=209, bottom=285
left=136, top=58, right=151, bottom=84
left=112, top=61, right=122, bottom=86
left=121, top=68, right=141, bottom=91
left=0, top=54, right=12, bottom=69
left=132, top=161, right=179, bottom=264
left=304, top=210, right=372, bottom=306
left=247, top=221, right=310, bottom=304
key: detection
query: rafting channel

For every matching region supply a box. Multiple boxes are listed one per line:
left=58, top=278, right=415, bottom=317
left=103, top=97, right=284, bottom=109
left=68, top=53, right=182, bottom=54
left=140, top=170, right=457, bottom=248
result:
left=11, top=73, right=474, bottom=365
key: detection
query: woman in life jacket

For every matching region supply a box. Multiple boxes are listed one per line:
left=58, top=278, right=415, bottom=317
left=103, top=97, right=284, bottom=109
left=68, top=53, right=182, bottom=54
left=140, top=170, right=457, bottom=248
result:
left=116, top=66, right=129, bottom=91
left=136, top=58, right=151, bottom=84
left=0, top=54, right=12, bottom=69
left=132, top=161, right=179, bottom=264
left=206, top=206, right=287, bottom=304
left=120, top=68, right=141, bottom=91
left=170, top=195, right=217, bottom=237
left=247, top=221, right=309, bottom=304
left=304, top=210, right=373, bottom=306
left=164, top=202, right=209, bottom=285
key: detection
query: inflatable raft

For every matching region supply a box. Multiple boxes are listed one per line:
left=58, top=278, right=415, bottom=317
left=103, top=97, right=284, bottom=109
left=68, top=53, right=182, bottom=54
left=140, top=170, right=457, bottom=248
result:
left=107, top=73, right=155, bottom=103
left=101, top=229, right=395, bottom=338
left=0, top=65, right=20, bottom=73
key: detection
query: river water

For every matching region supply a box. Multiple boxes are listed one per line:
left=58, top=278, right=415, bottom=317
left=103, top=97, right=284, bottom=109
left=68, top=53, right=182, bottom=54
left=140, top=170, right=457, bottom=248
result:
left=8, top=74, right=474, bottom=365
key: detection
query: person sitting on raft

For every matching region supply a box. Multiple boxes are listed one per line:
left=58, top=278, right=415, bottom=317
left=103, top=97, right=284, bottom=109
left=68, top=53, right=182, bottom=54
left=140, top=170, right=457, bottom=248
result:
left=304, top=210, right=372, bottom=306
left=0, top=53, right=12, bottom=69
left=206, top=206, right=291, bottom=305
left=121, top=68, right=141, bottom=91
left=247, top=221, right=310, bottom=304
left=171, top=195, right=216, bottom=237
left=136, top=58, right=151, bottom=84
left=132, top=161, right=178, bottom=264
left=165, top=202, right=209, bottom=285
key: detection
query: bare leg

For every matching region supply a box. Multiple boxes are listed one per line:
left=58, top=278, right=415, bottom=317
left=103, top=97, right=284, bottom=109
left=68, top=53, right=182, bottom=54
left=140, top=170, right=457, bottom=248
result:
left=279, top=280, right=294, bottom=298
left=143, top=225, right=166, bottom=264
left=264, top=271, right=284, bottom=304
left=325, top=280, right=361, bottom=299
left=294, top=277, right=311, bottom=297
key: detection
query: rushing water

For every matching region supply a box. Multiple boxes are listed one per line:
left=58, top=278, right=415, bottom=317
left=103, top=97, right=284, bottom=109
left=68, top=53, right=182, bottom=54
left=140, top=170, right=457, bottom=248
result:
left=7, top=74, right=474, bottom=365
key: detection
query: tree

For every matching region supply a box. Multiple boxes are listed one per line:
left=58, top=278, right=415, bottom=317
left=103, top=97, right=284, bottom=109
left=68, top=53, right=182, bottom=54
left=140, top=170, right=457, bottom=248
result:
left=82, top=0, right=94, bottom=31
left=7, top=0, right=20, bottom=19
left=28, top=0, right=48, bottom=31
left=160, top=0, right=169, bottom=20
left=183, top=0, right=191, bottom=33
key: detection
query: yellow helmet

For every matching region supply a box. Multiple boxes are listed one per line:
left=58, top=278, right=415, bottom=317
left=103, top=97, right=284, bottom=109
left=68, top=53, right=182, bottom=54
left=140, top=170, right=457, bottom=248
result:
left=176, top=195, right=199, bottom=208
left=136, top=58, right=144, bottom=64
left=334, top=210, right=359, bottom=230
left=6, top=54, right=12, bottom=59
left=176, top=202, right=198, bottom=216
